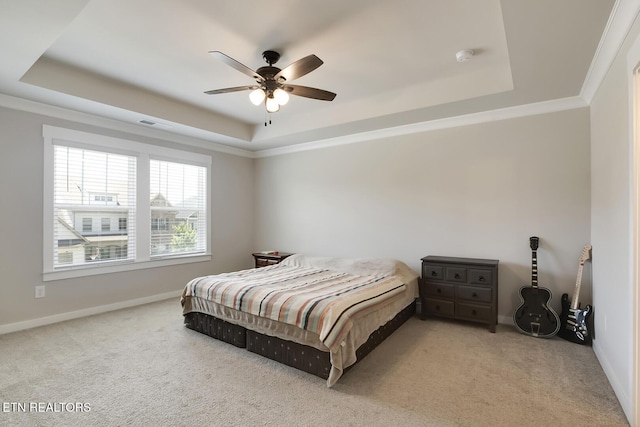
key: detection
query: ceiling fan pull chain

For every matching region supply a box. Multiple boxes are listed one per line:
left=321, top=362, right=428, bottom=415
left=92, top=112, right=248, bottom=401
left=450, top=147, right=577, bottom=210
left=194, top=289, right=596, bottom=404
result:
left=264, top=111, right=273, bottom=127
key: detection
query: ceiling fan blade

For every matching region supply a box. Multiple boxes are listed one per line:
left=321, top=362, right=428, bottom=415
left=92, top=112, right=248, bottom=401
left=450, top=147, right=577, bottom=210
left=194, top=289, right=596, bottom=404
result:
left=275, top=55, right=323, bottom=82
left=208, top=51, right=264, bottom=82
left=204, top=85, right=258, bottom=95
left=283, top=84, right=336, bottom=101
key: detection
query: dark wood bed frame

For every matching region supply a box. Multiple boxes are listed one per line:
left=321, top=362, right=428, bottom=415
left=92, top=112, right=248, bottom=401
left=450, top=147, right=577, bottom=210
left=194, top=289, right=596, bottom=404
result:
left=183, top=300, right=416, bottom=380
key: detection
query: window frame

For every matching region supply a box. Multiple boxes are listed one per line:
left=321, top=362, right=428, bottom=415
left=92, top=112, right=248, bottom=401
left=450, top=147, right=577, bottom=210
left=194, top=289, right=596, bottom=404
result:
left=43, top=125, right=211, bottom=282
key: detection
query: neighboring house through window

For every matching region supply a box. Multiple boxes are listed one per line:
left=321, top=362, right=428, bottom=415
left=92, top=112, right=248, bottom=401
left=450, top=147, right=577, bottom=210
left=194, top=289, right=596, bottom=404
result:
left=43, top=125, right=211, bottom=281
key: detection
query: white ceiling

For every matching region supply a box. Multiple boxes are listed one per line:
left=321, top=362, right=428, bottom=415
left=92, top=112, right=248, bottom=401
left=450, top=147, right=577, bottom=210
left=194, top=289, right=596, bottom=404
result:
left=0, top=0, right=616, bottom=152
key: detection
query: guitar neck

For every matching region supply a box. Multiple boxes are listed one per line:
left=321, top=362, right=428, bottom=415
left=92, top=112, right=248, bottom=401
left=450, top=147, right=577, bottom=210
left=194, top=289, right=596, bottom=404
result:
left=571, top=262, right=585, bottom=310
left=531, top=250, right=539, bottom=289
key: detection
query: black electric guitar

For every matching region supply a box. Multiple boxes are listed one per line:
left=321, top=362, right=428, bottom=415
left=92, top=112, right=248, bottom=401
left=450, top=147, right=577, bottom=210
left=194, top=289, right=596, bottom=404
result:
left=558, top=245, right=593, bottom=345
left=514, top=236, right=561, bottom=337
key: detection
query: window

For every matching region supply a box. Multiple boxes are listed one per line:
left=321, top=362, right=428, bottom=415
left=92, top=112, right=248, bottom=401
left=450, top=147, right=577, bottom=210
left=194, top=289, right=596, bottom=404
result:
left=150, top=159, right=207, bottom=257
left=43, top=125, right=211, bottom=281
left=151, top=218, right=170, bottom=231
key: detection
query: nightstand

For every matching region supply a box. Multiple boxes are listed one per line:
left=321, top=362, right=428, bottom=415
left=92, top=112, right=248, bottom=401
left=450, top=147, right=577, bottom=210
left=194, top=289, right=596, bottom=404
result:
left=419, top=256, right=499, bottom=332
left=252, top=252, right=294, bottom=268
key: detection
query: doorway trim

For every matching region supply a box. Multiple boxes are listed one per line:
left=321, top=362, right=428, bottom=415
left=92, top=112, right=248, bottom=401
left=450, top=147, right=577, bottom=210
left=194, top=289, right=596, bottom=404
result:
left=628, top=36, right=640, bottom=427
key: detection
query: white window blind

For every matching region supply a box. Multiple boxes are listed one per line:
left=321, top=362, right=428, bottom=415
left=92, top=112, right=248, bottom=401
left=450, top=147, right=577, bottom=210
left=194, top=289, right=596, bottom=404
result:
left=150, top=159, right=207, bottom=257
left=53, top=145, right=136, bottom=268
left=43, top=125, right=211, bottom=281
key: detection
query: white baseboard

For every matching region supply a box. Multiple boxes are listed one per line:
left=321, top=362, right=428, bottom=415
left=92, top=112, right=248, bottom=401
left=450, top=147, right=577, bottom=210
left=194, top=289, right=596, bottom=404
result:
left=0, top=290, right=182, bottom=335
left=498, top=314, right=514, bottom=325
left=593, top=339, right=633, bottom=424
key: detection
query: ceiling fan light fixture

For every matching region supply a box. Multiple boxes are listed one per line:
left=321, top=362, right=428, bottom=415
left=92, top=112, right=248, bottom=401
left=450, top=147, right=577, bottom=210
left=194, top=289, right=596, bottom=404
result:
left=266, top=96, right=280, bottom=113
left=206, top=50, right=336, bottom=115
left=273, top=88, right=289, bottom=105
left=249, top=88, right=266, bottom=105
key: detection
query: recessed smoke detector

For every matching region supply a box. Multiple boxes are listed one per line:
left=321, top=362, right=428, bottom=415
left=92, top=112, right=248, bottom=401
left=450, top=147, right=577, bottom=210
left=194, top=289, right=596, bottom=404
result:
left=456, top=49, right=475, bottom=62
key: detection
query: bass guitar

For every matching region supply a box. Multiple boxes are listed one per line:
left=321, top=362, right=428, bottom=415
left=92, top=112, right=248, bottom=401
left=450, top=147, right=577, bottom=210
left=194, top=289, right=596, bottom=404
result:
left=514, top=236, right=560, bottom=337
left=558, top=245, right=593, bottom=345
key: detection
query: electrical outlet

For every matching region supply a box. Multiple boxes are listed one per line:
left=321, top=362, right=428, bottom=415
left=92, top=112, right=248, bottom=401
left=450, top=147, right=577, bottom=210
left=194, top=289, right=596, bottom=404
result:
left=35, top=285, right=45, bottom=299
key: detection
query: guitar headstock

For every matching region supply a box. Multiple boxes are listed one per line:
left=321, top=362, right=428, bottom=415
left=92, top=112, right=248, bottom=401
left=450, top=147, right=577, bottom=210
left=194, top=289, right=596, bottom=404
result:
left=529, top=236, right=539, bottom=251
left=579, top=245, right=592, bottom=263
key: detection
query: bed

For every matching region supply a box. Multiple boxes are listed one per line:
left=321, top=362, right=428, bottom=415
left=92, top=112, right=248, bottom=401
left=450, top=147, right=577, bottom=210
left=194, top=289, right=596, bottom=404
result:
left=181, top=254, right=419, bottom=386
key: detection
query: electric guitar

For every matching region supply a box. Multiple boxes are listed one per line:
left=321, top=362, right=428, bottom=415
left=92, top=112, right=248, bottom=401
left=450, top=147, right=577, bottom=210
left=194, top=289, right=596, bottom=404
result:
left=558, top=245, right=593, bottom=345
left=514, top=236, right=561, bottom=338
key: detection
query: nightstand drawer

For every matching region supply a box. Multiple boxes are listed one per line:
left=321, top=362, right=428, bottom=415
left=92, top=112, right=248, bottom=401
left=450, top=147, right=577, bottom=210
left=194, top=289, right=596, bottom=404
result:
left=421, top=281, right=455, bottom=299
left=456, top=302, right=492, bottom=322
left=256, top=258, right=279, bottom=267
left=457, top=285, right=492, bottom=303
left=470, top=268, right=493, bottom=285
left=423, top=298, right=455, bottom=316
left=252, top=252, right=294, bottom=268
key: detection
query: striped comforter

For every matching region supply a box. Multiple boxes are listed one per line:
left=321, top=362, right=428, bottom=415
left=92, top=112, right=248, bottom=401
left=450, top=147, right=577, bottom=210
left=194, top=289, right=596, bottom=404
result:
left=183, top=264, right=406, bottom=351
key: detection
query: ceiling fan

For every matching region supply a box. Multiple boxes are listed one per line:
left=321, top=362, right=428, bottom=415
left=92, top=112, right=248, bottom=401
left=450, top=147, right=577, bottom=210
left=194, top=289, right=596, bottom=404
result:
left=204, top=50, right=336, bottom=113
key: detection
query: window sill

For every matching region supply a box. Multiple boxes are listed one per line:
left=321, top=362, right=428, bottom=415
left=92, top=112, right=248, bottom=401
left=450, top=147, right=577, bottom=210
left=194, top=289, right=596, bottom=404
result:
left=42, top=254, right=212, bottom=282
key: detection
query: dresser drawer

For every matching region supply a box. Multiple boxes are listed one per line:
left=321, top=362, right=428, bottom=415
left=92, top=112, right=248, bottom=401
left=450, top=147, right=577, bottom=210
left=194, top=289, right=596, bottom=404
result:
left=445, top=267, right=467, bottom=282
left=469, top=268, right=493, bottom=285
left=457, top=285, right=492, bottom=303
left=456, top=302, right=492, bottom=322
left=421, top=281, right=455, bottom=299
left=422, top=264, right=444, bottom=280
left=423, top=298, right=455, bottom=316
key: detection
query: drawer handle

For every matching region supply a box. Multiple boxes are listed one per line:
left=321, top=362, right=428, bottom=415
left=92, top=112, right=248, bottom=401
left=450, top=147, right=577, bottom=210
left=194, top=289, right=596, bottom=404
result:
left=454, top=273, right=460, bottom=279
left=472, top=292, right=477, bottom=298
left=478, top=276, right=485, bottom=282
left=431, top=271, right=437, bottom=276
left=437, top=288, right=442, bottom=294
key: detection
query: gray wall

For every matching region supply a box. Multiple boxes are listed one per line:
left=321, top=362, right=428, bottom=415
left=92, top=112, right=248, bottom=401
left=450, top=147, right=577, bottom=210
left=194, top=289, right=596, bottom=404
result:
left=254, top=108, right=592, bottom=326
left=0, top=106, right=255, bottom=327
left=589, top=13, right=640, bottom=421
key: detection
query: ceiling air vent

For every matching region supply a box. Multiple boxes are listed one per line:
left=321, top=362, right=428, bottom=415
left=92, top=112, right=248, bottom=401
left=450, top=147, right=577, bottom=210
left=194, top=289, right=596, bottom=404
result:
left=138, top=119, right=172, bottom=129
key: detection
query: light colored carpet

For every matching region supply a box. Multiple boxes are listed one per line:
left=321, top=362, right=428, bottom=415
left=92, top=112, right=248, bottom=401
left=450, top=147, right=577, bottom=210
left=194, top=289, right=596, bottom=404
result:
left=0, top=299, right=629, bottom=427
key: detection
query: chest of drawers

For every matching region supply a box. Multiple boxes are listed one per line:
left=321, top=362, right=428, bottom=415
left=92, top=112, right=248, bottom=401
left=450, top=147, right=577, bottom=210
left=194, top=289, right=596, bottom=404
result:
left=419, top=256, right=499, bottom=332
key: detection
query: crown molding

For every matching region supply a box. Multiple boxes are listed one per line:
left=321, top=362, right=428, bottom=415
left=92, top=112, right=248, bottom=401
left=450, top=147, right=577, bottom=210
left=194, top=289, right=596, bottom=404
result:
left=0, top=93, right=255, bottom=158
left=0, top=92, right=590, bottom=161
left=255, top=96, right=588, bottom=158
left=581, top=0, right=640, bottom=103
